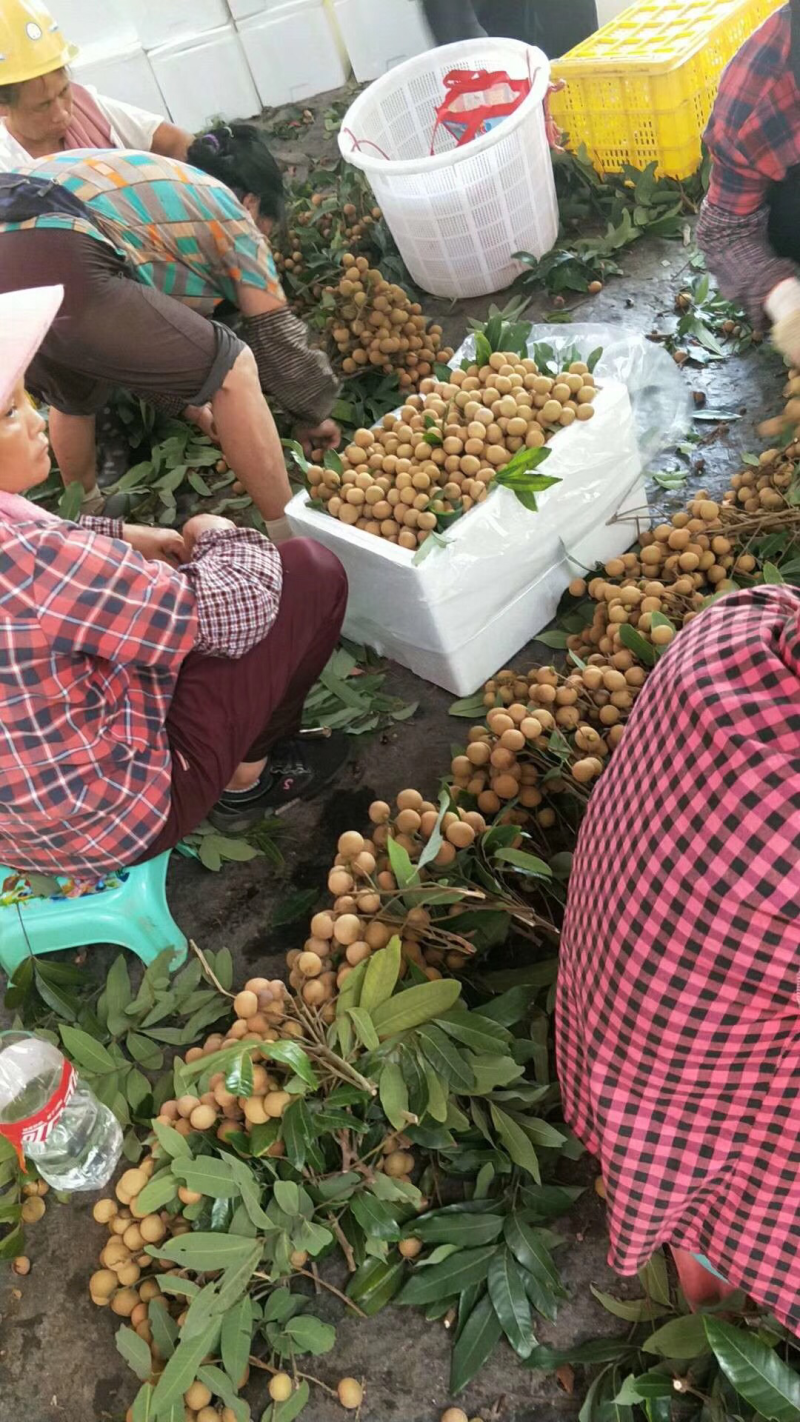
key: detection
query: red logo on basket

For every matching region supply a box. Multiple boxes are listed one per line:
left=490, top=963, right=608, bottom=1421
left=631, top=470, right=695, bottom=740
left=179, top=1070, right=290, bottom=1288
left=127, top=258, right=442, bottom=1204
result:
left=0, top=1059, right=76, bottom=1168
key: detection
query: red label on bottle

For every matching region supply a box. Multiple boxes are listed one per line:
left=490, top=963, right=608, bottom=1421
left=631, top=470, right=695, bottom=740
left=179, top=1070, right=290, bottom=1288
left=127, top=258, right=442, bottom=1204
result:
left=0, top=1059, right=76, bottom=1169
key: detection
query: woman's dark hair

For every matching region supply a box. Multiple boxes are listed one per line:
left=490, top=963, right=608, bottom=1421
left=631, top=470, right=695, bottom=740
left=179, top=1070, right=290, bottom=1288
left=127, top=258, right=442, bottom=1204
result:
left=187, top=122, right=285, bottom=225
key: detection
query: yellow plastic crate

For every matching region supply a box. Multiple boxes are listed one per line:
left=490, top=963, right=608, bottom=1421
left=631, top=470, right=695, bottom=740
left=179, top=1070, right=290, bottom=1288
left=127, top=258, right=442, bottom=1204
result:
left=551, top=0, right=786, bottom=179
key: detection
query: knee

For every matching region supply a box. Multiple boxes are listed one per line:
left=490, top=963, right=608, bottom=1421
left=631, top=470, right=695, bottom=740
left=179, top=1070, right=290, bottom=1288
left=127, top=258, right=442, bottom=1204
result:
left=280, top=539, right=348, bottom=604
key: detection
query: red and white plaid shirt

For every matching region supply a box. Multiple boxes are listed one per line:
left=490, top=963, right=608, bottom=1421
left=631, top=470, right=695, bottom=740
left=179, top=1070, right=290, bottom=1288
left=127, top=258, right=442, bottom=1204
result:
left=0, top=495, right=282, bottom=878
left=557, top=587, right=800, bottom=1331
left=697, top=4, right=800, bottom=324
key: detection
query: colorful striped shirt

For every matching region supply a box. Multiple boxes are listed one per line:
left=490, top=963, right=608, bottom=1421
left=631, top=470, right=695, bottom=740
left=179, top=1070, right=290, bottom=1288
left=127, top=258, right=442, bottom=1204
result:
left=1, top=149, right=284, bottom=314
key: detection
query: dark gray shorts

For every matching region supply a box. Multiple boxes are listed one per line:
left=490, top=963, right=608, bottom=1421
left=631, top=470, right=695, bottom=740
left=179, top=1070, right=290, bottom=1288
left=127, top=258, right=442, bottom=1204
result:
left=0, top=227, right=244, bottom=415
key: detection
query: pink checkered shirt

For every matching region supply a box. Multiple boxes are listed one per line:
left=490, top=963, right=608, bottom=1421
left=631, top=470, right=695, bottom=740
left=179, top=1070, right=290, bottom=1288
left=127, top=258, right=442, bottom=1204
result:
left=0, top=496, right=282, bottom=878
left=557, top=586, right=800, bottom=1332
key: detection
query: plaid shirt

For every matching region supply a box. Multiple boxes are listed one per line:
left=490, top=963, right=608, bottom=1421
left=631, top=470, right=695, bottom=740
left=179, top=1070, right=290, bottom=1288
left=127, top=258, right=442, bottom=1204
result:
left=0, top=498, right=282, bottom=878
left=697, top=4, right=800, bottom=324
left=557, top=587, right=800, bottom=1333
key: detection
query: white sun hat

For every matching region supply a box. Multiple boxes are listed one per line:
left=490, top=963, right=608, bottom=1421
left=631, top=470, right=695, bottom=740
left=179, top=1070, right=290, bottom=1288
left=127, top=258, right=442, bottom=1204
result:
left=0, top=285, right=63, bottom=410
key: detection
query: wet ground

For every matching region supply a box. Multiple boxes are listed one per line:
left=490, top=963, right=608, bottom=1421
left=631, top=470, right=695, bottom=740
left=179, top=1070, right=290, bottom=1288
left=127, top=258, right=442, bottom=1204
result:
left=0, top=95, right=789, bottom=1422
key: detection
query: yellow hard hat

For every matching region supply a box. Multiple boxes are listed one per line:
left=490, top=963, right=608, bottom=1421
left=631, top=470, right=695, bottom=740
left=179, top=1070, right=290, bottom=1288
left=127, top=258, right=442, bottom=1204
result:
left=0, top=1, right=79, bottom=87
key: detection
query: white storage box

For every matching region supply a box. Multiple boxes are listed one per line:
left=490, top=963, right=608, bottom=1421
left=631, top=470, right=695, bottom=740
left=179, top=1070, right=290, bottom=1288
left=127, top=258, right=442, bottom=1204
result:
left=57, top=0, right=137, bottom=50
left=338, top=39, right=558, bottom=299
left=148, top=24, right=261, bottom=130
left=132, top=0, right=229, bottom=51
left=286, top=381, right=647, bottom=695
left=333, top=0, right=432, bottom=81
left=237, top=1, right=349, bottom=108
left=228, top=0, right=270, bottom=18
left=72, top=42, right=168, bottom=116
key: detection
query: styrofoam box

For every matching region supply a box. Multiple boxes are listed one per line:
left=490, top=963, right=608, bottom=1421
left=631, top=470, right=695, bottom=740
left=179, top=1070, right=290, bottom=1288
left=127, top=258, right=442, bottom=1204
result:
left=132, top=0, right=229, bottom=51
left=149, top=24, right=261, bottom=130
left=332, top=0, right=432, bottom=82
left=228, top=0, right=271, bottom=18
left=72, top=43, right=168, bottom=116
left=237, top=1, right=349, bottom=108
left=57, top=0, right=137, bottom=50
left=286, top=382, right=648, bottom=695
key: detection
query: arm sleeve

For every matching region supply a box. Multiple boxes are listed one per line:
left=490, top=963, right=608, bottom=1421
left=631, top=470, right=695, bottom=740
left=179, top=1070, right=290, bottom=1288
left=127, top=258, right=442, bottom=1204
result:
left=242, top=307, right=340, bottom=424
left=34, top=524, right=198, bottom=670
left=179, top=527, right=283, bottom=659
left=696, top=198, right=798, bottom=327
left=93, top=90, right=163, bottom=151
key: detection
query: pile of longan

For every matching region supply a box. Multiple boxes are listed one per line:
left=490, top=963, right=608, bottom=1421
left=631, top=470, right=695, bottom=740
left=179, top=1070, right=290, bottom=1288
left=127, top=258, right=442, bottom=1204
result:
left=308, top=350, right=599, bottom=548
left=325, top=255, right=453, bottom=393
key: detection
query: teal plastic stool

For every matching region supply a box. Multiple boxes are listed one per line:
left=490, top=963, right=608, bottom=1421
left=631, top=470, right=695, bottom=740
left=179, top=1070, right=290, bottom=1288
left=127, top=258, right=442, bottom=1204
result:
left=0, top=852, right=188, bottom=978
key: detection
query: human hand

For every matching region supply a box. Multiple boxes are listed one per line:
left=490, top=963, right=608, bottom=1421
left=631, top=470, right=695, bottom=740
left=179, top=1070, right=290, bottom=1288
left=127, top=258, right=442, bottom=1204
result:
left=181, top=513, right=236, bottom=557
left=766, top=278, right=800, bottom=364
left=183, top=403, right=220, bottom=443
left=295, top=418, right=341, bottom=454
left=122, top=524, right=186, bottom=567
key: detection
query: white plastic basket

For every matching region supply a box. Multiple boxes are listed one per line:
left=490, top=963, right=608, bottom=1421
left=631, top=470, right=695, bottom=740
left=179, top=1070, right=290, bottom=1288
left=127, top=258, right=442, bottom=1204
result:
left=338, top=38, right=559, bottom=299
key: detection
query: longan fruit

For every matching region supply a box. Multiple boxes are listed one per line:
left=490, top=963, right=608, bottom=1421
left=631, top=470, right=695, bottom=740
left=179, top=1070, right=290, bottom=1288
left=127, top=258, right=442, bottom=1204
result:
left=178, top=1186, right=203, bottom=1206
left=396, top=808, right=422, bottom=835
left=110, top=1288, right=139, bottom=1317
left=396, top=788, right=424, bottom=811
left=190, top=1104, right=217, bottom=1132
left=338, top=830, right=365, bottom=858
left=21, top=1196, right=45, bottom=1224
left=93, top=1199, right=118, bottom=1225
left=446, top=821, right=475, bottom=849
left=338, top=1379, right=364, bottom=1410
left=311, top=910, right=335, bottom=939
left=333, top=913, right=363, bottom=945
left=298, top=950, right=323, bottom=977
left=233, top=990, right=259, bottom=1020
left=185, top=1383, right=213, bottom=1411
left=139, top=1215, right=166, bottom=1245
left=117, top=1168, right=148, bottom=1201
left=269, top=1374, right=294, bottom=1403
left=12, top=1256, right=31, bottom=1276
left=264, top=1091, right=291, bottom=1118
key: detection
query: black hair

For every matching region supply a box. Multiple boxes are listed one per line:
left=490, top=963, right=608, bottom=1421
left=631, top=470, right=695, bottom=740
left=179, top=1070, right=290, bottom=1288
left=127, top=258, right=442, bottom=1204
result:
left=0, top=83, right=23, bottom=106
left=187, top=122, right=285, bottom=225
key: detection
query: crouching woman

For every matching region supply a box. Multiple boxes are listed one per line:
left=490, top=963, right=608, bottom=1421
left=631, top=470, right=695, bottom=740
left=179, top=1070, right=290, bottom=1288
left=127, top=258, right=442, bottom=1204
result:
left=0, top=285, right=348, bottom=880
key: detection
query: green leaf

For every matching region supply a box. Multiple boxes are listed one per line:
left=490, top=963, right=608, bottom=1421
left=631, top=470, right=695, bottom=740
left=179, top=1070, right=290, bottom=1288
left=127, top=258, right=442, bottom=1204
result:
left=470, top=1055, right=524, bottom=1094
left=619, top=623, right=657, bottom=666
left=351, top=1192, right=402, bottom=1241
left=449, top=691, right=490, bottom=719
left=131, top=1382, right=155, bottom=1422
left=535, top=630, right=569, bottom=650
left=221, top=1296, right=253, bottom=1388
left=151, top=1233, right=260, bottom=1272
left=273, top=1180, right=301, bottom=1217
left=423, top=1065, right=449, bottom=1123
left=152, top=1119, right=191, bottom=1160
left=133, top=1170, right=178, bottom=1215
left=58, top=1026, right=117, bottom=1074
left=379, top=1060, right=410, bottom=1131
left=173, top=1157, right=240, bottom=1200
left=360, top=938, right=401, bottom=1012
left=347, top=1007, right=380, bottom=1051
left=417, top=789, right=450, bottom=871
left=490, top=1104, right=540, bottom=1181
left=151, top=1319, right=221, bottom=1414
left=386, top=836, right=418, bottom=889
left=261, top=1041, right=318, bottom=1089
left=260, top=1379, right=309, bottom=1422
left=488, top=1248, right=535, bottom=1358
left=58, top=479, right=85, bottom=522
left=372, top=980, right=461, bottom=1039
left=762, top=561, right=786, bottom=585
left=437, top=1009, right=512, bottom=1055
left=283, top=1315, right=336, bottom=1356
left=590, top=1286, right=671, bottom=1322
left=347, top=1257, right=405, bottom=1316
left=450, top=1290, right=503, bottom=1394
left=225, top=1051, right=254, bottom=1099
left=642, top=1313, right=711, bottom=1359
left=416, top=1023, right=475, bottom=1092
left=504, top=1215, right=562, bottom=1291
left=115, top=1325, right=153, bottom=1382
left=494, top=848, right=552, bottom=879
left=396, top=1245, right=498, bottom=1306
left=639, top=1252, right=671, bottom=1307
left=705, top=1317, right=800, bottom=1421
left=149, top=1298, right=178, bottom=1361
left=414, top=1213, right=504, bottom=1247
left=126, top=1033, right=164, bottom=1071
left=214, top=1240, right=263, bottom=1312
left=281, top=1098, right=313, bottom=1172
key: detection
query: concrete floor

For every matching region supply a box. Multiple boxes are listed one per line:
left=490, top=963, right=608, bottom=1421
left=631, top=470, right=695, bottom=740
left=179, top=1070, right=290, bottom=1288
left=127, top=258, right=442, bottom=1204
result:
left=0, top=102, right=789, bottom=1422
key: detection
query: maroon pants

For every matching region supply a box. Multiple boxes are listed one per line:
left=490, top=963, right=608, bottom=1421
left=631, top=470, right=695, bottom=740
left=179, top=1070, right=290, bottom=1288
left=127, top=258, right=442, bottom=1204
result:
left=141, top=539, right=347, bottom=857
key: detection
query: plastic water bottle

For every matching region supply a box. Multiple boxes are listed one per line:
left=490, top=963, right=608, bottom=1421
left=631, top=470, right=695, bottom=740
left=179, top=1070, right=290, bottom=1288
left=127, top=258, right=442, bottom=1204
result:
left=0, top=1032, right=122, bottom=1191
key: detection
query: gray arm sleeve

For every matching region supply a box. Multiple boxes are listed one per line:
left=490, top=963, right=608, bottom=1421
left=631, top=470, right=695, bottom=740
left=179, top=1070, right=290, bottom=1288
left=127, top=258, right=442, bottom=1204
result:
left=241, top=308, right=340, bottom=425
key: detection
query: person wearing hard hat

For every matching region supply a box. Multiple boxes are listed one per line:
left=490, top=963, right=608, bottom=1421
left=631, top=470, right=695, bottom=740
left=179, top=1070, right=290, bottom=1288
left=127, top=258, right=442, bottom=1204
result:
left=0, top=0, right=192, bottom=171
left=697, top=0, right=800, bottom=364
left=0, top=283, right=348, bottom=878
left=421, top=0, right=598, bottom=55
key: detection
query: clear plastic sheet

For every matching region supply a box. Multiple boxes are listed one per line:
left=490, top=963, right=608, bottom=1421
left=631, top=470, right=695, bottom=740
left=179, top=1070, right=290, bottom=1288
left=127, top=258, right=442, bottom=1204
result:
left=454, top=321, right=692, bottom=465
